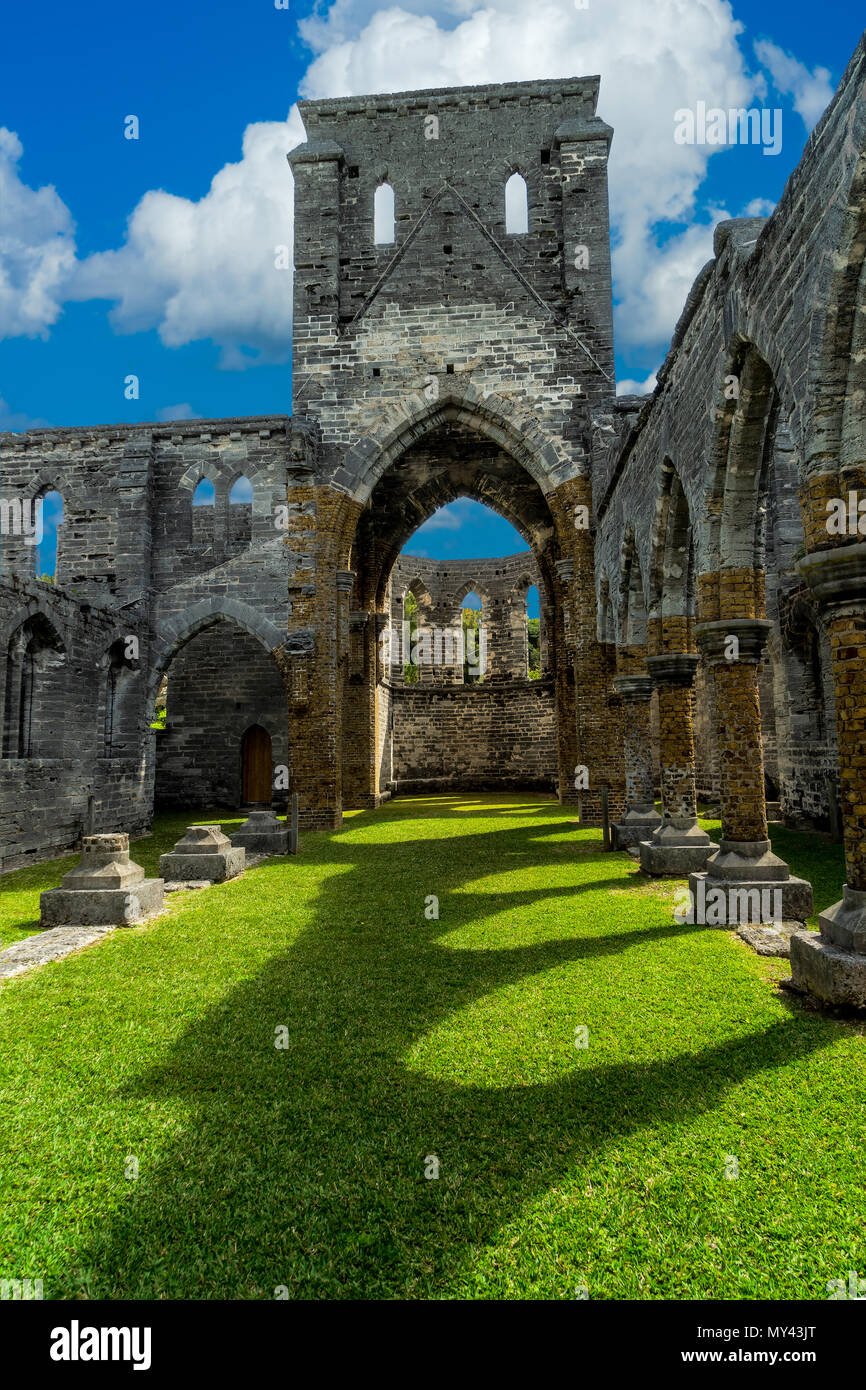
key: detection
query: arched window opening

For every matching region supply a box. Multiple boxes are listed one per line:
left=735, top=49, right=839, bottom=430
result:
left=228, top=475, right=253, bottom=548
left=192, top=477, right=216, bottom=546
left=35, top=489, right=63, bottom=582
left=229, top=476, right=252, bottom=504
left=192, top=478, right=215, bottom=506
left=103, top=639, right=134, bottom=757
left=526, top=584, right=540, bottom=678
left=2, top=616, right=64, bottom=758
left=151, top=672, right=168, bottom=732
left=505, top=172, right=528, bottom=235
left=462, top=590, right=484, bottom=683
left=374, top=181, right=395, bottom=245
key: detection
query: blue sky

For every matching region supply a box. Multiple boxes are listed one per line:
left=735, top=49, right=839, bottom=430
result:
left=2, top=0, right=860, bottom=568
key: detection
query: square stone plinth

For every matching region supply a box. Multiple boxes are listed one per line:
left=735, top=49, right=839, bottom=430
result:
left=612, top=820, right=660, bottom=850
left=158, top=847, right=245, bottom=883
left=687, top=872, right=814, bottom=926
left=40, top=878, right=165, bottom=927
left=640, top=839, right=719, bottom=875
left=230, top=809, right=291, bottom=855
left=790, top=930, right=866, bottom=1009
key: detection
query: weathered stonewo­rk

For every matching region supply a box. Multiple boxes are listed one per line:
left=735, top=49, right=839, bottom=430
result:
left=3, top=34, right=866, bottom=1011
left=40, top=834, right=164, bottom=927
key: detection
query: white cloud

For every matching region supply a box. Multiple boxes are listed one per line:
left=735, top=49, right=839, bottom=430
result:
left=743, top=196, right=776, bottom=217
left=754, top=39, right=834, bottom=130
left=614, top=211, right=729, bottom=351
left=298, top=0, right=759, bottom=354
left=414, top=502, right=465, bottom=531
left=0, top=395, right=52, bottom=430
left=156, top=403, right=200, bottom=421
left=616, top=369, right=658, bottom=397
left=6, top=2, right=831, bottom=371
left=66, top=110, right=306, bottom=367
left=0, top=128, right=77, bottom=341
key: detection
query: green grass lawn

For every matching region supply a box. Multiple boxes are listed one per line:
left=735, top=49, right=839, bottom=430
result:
left=0, top=794, right=861, bottom=1300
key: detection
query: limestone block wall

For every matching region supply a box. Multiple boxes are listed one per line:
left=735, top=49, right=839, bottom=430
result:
left=376, top=678, right=393, bottom=791
left=148, top=416, right=299, bottom=623
left=154, top=625, right=288, bottom=810
left=290, top=76, right=617, bottom=498
left=590, top=38, right=866, bottom=827
left=0, top=415, right=312, bottom=858
left=390, top=677, right=556, bottom=790
left=0, top=576, right=153, bottom=866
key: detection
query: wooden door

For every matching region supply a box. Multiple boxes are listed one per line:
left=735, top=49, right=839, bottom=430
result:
left=242, top=725, right=272, bottom=804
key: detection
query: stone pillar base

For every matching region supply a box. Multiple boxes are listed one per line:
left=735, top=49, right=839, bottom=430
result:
left=790, top=931, right=866, bottom=1009
left=703, top=839, right=791, bottom=881
left=41, top=879, right=164, bottom=927
left=815, top=885, right=866, bottom=953
left=612, top=808, right=662, bottom=850
left=789, top=887, right=866, bottom=1008
left=639, top=819, right=718, bottom=876
left=159, top=825, right=245, bottom=883
left=687, top=872, right=814, bottom=926
left=40, top=833, right=165, bottom=927
left=685, top=839, right=814, bottom=925
left=230, top=809, right=290, bottom=856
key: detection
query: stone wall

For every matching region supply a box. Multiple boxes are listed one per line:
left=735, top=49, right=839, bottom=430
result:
left=591, top=38, right=866, bottom=829
left=153, top=623, right=288, bottom=810
left=0, top=415, right=325, bottom=853
left=288, top=75, right=620, bottom=821
left=0, top=574, right=153, bottom=866
left=378, top=551, right=558, bottom=789
left=289, top=77, right=615, bottom=481
left=390, top=677, right=556, bottom=791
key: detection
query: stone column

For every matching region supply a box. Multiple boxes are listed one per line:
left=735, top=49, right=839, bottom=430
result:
left=610, top=674, right=660, bottom=848
left=373, top=612, right=393, bottom=796
left=687, top=619, right=813, bottom=923
left=281, top=485, right=360, bottom=832
left=342, top=606, right=382, bottom=810
left=791, top=541, right=866, bottom=1004
left=435, top=603, right=463, bottom=684
left=337, top=570, right=378, bottom=804
left=414, top=600, right=435, bottom=684
left=639, top=653, right=718, bottom=874
left=553, top=558, right=579, bottom=806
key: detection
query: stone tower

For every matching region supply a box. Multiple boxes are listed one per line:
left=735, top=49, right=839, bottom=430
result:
left=289, top=76, right=615, bottom=472
left=286, top=77, right=624, bottom=824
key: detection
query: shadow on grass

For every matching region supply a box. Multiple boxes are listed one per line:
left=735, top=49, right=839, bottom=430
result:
left=3, top=917, right=42, bottom=935
left=47, top=800, right=839, bottom=1299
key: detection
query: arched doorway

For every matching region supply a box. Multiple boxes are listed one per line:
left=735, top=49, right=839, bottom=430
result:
left=342, top=408, right=570, bottom=808
left=152, top=617, right=287, bottom=811
left=242, top=725, right=273, bottom=805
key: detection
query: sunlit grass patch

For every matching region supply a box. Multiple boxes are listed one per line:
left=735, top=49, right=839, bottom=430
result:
left=0, top=793, right=860, bottom=1300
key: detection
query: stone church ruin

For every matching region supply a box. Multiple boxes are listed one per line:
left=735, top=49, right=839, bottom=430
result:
left=2, top=35, right=866, bottom=1005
